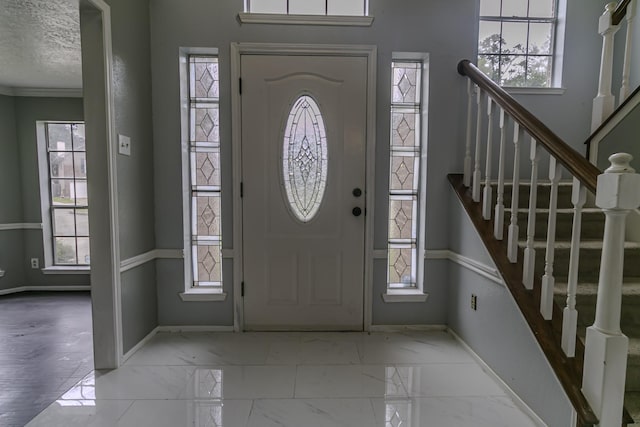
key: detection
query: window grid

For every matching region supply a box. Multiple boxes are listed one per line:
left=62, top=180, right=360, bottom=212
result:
left=44, top=123, right=90, bottom=266
left=246, top=0, right=368, bottom=16
left=189, top=55, right=223, bottom=289
left=478, top=0, right=557, bottom=87
left=388, top=61, right=422, bottom=289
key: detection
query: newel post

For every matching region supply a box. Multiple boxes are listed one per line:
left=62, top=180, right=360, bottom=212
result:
left=582, top=153, right=640, bottom=426
left=592, top=2, right=620, bottom=132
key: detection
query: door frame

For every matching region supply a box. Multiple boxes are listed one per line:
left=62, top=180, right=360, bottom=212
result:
left=230, top=43, right=377, bottom=332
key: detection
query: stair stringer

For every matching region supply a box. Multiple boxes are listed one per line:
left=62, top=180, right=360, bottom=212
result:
left=446, top=175, right=591, bottom=427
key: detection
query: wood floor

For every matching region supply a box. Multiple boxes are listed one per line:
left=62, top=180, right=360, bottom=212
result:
left=0, top=292, right=93, bottom=427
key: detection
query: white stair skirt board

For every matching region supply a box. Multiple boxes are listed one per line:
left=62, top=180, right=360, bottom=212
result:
left=448, top=328, right=547, bottom=427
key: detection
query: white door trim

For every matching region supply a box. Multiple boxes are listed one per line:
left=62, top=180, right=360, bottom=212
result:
left=81, top=0, right=122, bottom=367
left=230, top=42, right=377, bottom=332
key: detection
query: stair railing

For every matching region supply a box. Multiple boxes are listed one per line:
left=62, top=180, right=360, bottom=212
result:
left=458, top=59, right=640, bottom=427
left=592, top=0, right=637, bottom=132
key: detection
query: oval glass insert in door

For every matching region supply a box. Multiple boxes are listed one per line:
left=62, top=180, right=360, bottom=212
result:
left=282, top=95, right=328, bottom=222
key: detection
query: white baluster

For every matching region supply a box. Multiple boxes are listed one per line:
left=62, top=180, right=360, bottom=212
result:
left=523, top=139, right=541, bottom=290
left=592, top=2, right=620, bottom=131
left=494, top=109, right=507, bottom=240
left=540, top=157, right=562, bottom=320
left=483, top=98, right=495, bottom=220
left=583, top=153, right=640, bottom=426
left=620, top=0, right=637, bottom=102
left=561, top=177, right=586, bottom=358
left=507, top=123, right=523, bottom=263
left=463, top=81, right=475, bottom=187
left=472, top=88, right=483, bottom=202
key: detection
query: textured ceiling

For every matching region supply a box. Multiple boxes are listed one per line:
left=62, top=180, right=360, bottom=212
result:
left=0, top=0, right=82, bottom=89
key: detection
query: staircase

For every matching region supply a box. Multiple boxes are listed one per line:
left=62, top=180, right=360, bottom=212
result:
left=501, top=181, right=640, bottom=425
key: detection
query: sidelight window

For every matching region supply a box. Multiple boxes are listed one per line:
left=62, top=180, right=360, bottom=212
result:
left=186, top=54, right=224, bottom=292
left=386, top=57, right=428, bottom=297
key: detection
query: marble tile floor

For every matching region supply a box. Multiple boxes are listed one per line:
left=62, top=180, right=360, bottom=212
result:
left=27, top=330, right=542, bottom=427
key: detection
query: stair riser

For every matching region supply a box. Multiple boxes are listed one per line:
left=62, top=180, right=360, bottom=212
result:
left=516, top=212, right=605, bottom=241
left=495, top=184, right=575, bottom=210
left=535, top=248, right=640, bottom=279
left=553, top=295, right=640, bottom=330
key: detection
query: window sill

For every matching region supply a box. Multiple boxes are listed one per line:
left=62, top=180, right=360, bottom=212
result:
left=42, top=266, right=90, bottom=275
left=237, top=12, right=374, bottom=26
left=382, top=290, right=429, bottom=303
left=504, top=87, right=566, bottom=95
left=180, top=289, right=227, bottom=302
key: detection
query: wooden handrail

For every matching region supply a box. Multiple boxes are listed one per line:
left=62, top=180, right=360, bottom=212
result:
left=458, top=59, right=600, bottom=193
left=613, top=0, right=632, bottom=25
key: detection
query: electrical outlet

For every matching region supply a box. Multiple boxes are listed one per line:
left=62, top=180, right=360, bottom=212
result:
left=30, top=258, right=39, bottom=269
left=471, top=294, right=478, bottom=311
left=0, top=269, right=5, bottom=278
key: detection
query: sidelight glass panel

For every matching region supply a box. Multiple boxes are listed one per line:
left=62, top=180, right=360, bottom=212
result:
left=387, top=60, right=422, bottom=290
left=193, top=243, right=222, bottom=286
left=188, top=55, right=223, bottom=290
left=282, top=95, right=328, bottom=223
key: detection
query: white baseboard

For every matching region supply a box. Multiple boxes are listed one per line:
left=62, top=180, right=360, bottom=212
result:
left=0, top=285, right=90, bottom=296
left=369, top=324, right=447, bottom=333
left=157, top=325, right=235, bottom=333
left=122, top=326, right=160, bottom=363
left=447, top=328, right=547, bottom=427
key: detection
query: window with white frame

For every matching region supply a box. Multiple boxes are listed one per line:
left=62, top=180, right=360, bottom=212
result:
left=185, top=54, right=224, bottom=293
left=478, top=0, right=559, bottom=87
left=386, top=57, right=427, bottom=296
left=37, top=122, right=90, bottom=267
left=245, top=0, right=368, bottom=16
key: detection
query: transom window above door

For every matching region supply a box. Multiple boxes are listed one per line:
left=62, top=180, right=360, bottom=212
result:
left=245, top=0, right=369, bottom=16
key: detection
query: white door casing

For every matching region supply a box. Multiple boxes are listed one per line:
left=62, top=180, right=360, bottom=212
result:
left=237, top=48, right=374, bottom=330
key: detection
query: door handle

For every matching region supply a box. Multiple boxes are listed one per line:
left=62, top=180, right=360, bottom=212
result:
left=352, top=207, right=362, bottom=217
left=352, top=188, right=363, bottom=198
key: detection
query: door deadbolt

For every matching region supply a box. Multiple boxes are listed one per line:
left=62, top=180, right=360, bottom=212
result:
left=352, top=207, right=362, bottom=217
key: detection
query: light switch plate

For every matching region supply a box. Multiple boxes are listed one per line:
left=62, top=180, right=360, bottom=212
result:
left=118, top=134, right=131, bottom=156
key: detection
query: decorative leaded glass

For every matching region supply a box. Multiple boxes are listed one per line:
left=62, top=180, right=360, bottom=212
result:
left=193, top=243, right=222, bottom=286
left=189, top=55, right=223, bottom=289
left=387, top=61, right=422, bottom=289
left=392, top=62, right=421, bottom=105
left=282, top=95, right=328, bottom=222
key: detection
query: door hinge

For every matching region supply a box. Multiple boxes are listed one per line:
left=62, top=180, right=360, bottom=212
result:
left=241, top=281, right=245, bottom=297
left=239, top=78, right=242, bottom=95
left=240, top=182, right=244, bottom=198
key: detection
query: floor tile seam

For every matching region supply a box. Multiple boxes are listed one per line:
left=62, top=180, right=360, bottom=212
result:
left=113, top=399, right=136, bottom=423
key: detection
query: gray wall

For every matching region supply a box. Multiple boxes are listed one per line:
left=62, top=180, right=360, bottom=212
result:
left=14, top=97, right=89, bottom=287
left=150, top=0, right=477, bottom=326
left=0, top=94, right=25, bottom=290
left=0, top=95, right=90, bottom=291
left=105, top=0, right=158, bottom=353
left=446, top=190, right=574, bottom=427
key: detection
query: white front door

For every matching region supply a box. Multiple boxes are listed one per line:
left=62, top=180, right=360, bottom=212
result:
left=241, top=54, right=368, bottom=330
